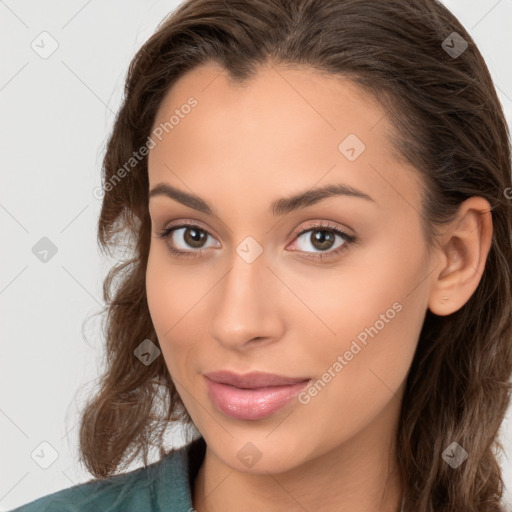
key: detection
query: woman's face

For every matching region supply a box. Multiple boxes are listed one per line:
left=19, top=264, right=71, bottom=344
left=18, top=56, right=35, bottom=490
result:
left=146, top=62, right=434, bottom=473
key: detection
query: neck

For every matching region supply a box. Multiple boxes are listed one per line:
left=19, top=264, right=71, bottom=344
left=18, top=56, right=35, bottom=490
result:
left=192, top=389, right=404, bottom=512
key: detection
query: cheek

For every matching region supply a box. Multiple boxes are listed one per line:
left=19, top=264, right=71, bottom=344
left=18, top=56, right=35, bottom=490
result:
left=145, top=220, right=428, bottom=385
left=295, top=227, right=427, bottom=379
left=291, top=287, right=424, bottom=451
left=146, top=249, right=187, bottom=362
left=146, top=248, right=172, bottom=334
left=145, top=247, right=210, bottom=376
left=293, top=273, right=416, bottom=393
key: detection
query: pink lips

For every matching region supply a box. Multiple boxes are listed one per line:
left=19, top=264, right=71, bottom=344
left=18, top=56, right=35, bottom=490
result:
left=204, top=370, right=311, bottom=420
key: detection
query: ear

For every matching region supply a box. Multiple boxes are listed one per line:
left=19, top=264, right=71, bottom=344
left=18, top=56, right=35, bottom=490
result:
left=428, top=196, right=493, bottom=316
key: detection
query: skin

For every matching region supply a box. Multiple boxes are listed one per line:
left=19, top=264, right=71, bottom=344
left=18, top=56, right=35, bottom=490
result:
left=145, top=61, right=493, bottom=512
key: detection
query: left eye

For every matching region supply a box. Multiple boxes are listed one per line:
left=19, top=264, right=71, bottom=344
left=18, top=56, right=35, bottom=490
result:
left=292, top=226, right=350, bottom=253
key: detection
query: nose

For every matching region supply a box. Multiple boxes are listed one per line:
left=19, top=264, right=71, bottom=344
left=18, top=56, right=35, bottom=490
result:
left=208, top=247, right=285, bottom=351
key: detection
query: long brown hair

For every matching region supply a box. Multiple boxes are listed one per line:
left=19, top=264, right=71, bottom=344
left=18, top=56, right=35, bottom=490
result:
left=78, top=1, right=512, bottom=509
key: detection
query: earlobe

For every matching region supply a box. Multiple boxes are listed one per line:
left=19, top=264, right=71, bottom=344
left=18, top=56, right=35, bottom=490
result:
left=427, top=197, right=493, bottom=317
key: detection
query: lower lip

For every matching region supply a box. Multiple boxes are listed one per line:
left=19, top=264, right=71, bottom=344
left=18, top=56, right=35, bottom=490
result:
left=204, top=377, right=311, bottom=420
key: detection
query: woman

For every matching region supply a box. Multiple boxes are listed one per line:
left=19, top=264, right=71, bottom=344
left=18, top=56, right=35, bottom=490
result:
left=11, top=0, right=512, bottom=510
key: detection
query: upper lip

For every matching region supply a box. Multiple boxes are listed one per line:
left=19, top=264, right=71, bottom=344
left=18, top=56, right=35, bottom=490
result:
left=204, top=370, right=311, bottom=389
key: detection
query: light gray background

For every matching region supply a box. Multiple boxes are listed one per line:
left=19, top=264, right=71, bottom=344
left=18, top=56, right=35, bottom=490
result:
left=1, top=0, right=511, bottom=509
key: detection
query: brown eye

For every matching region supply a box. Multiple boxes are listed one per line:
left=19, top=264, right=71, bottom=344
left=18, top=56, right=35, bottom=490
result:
left=181, top=226, right=208, bottom=248
left=157, top=223, right=220, bottom=258
left=293, top=226, right=348, bottom=254
left=308, top=229, right=337, bottom=251
left=289, top=222, right=357, bottom=262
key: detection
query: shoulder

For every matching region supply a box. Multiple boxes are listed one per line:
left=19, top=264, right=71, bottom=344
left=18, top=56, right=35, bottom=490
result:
left=7, top=439, right=202, bottom=512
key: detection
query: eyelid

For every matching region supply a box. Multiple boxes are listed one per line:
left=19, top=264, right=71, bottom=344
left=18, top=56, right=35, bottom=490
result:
left=163, top=219, right=221, bottom=242
left=289, top=220, right=354, bottom=242
left=157, top=218, right=356, bottom=259
left=161, top=219, right=353, bottom=241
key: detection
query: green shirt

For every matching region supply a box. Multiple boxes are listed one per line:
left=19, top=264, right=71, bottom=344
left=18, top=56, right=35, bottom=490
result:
left=9, top=436, right=206, bottom=512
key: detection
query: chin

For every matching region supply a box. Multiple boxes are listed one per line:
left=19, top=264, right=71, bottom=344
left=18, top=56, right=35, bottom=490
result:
left=210, top=433, right=313, bottom=475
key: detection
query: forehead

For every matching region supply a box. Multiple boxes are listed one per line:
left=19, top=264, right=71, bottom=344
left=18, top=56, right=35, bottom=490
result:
left=147, top=61, right=423, bottom=216
left=152, top=61, right=387, bottom=138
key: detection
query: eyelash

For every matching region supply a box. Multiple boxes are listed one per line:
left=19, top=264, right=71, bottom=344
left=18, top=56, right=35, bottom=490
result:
left=156, top=221, right=357, bottom=262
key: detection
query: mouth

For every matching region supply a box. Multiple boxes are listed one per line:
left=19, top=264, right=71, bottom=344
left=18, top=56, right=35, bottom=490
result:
left=203, top=370, right=311, bottom=420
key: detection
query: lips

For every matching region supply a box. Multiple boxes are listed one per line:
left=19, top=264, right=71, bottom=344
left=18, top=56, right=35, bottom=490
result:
left=204, top=370, right=311, bottom=388
left=203, top=370, right=311, bottom=420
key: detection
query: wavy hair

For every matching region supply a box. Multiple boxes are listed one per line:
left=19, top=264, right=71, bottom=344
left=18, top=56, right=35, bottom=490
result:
left=78, top=1, right=512, bottom=510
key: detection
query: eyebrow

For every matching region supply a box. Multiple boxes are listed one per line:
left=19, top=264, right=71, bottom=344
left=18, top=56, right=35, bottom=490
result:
left=148, top=182, right=375, bottom=217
